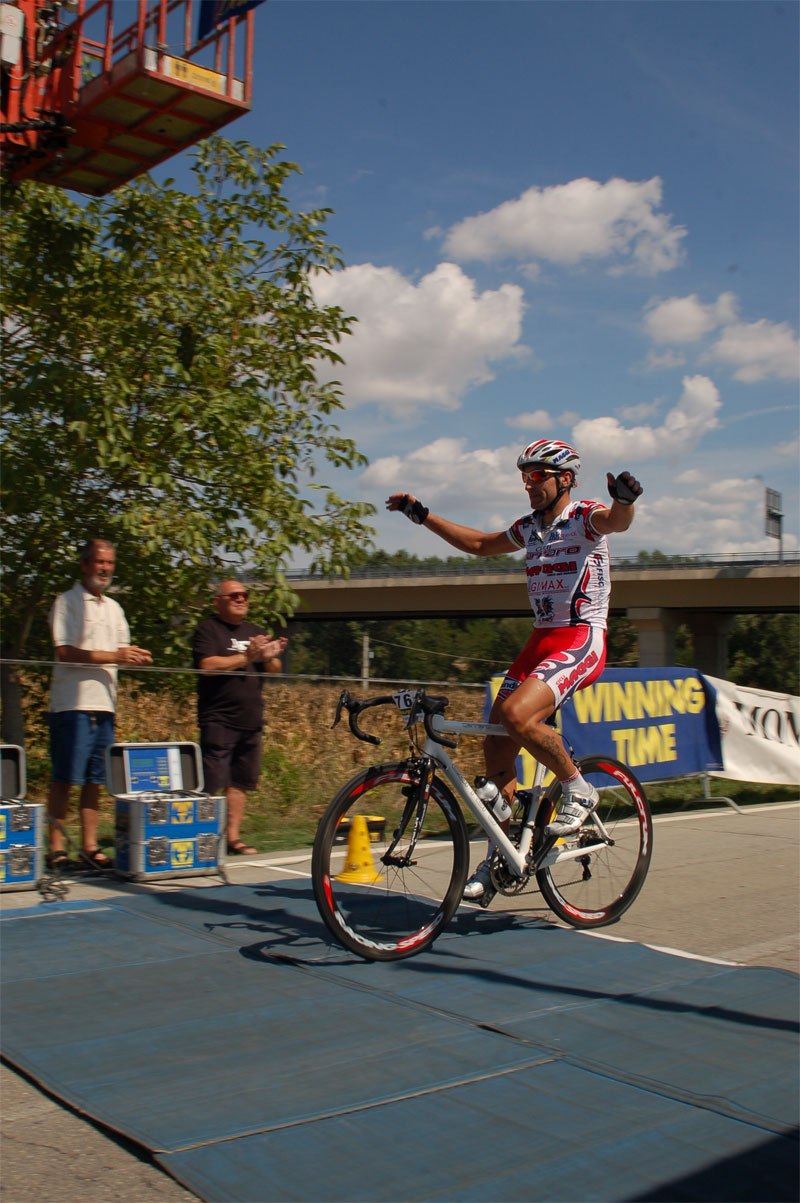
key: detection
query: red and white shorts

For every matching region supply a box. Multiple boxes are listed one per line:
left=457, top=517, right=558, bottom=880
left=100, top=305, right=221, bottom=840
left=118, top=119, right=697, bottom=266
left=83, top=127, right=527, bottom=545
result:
left=496, top=625, right=607, bottom=709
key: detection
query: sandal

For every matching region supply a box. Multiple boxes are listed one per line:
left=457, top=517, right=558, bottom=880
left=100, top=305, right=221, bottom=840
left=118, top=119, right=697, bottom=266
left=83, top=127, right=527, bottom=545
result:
left=79, top=848, right=114, bottom=871
left=227, top=839, right=257, bottom=856
left=46, top=851, right=71, bottom=873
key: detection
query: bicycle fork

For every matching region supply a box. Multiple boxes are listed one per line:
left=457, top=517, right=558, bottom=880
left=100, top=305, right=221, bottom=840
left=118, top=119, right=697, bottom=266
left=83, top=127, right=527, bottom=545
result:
left=380, top=757, right=437, bottom=868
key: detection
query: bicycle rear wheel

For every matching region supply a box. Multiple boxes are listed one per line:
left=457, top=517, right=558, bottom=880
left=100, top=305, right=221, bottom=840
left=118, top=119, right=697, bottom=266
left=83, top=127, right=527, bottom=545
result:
left=312, top=761, right=469, bottom=961
left=535, top=755, right=652, bottom=928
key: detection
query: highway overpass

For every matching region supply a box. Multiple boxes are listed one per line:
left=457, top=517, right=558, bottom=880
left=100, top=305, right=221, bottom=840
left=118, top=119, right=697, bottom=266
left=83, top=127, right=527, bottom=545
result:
left=287, top=553, right=799, bottom=675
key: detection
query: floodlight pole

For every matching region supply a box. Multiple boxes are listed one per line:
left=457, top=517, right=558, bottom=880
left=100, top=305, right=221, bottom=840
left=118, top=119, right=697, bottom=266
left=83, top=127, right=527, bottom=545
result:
left=765, top=488, right=784, bottom=562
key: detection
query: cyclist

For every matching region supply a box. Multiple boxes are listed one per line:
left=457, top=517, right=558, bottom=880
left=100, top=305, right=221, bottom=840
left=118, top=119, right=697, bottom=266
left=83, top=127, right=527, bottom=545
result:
left=386, top=438, right=642, bottom=903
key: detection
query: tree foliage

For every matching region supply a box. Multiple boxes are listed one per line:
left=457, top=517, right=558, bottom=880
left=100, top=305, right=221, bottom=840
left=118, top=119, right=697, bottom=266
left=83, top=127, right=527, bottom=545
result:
left=728, top=614, right=799, bottom=695
left=1, top=139, right=376, bottom=737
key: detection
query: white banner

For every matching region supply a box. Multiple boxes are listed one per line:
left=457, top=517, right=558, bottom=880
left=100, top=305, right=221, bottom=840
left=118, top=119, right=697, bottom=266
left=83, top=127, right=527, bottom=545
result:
left=704, top=676, right=800, bottom=785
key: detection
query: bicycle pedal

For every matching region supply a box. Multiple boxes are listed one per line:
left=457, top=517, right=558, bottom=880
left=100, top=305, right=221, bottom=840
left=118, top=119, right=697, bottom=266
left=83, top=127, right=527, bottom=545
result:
left=478, top=889, right=497, bottom=909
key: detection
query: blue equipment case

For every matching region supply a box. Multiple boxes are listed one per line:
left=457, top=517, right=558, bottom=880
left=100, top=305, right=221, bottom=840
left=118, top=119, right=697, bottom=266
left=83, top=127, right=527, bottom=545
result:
left=106, top=742, right=226, bottom=882
left=0, top=744, right=44, bottom=892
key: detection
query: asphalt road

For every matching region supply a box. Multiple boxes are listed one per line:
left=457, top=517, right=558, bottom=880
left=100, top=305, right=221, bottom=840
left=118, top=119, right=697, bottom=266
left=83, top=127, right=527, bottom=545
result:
left=2, top=800, right=798, bottom=1203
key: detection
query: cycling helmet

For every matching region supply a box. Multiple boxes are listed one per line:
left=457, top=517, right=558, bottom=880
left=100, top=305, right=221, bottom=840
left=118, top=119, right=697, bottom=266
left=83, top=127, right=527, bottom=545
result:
left=517, top=438, right=581, bottom=479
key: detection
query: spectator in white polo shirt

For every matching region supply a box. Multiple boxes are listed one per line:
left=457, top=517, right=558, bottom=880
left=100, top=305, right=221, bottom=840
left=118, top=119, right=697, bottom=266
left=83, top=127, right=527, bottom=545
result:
left=46, top=539, right=151, bottom=872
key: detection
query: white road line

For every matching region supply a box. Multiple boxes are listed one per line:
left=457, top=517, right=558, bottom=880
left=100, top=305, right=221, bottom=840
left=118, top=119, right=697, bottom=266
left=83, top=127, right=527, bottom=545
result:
left=579, top=929, right=743, bottom=965
left=0, top=906, right=113, bottom=921
left=652, top=800, right=799, bottom=825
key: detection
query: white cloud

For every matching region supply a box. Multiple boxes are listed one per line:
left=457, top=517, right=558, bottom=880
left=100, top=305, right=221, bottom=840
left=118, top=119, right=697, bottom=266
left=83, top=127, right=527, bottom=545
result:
left=441, top=177, right=686, bottom=275
left=635, top=348, right=688, bottom=373
left=571, top=374, right=722, bottom=461
left=357, top=425, right=796, bottom=561
left=626, top=476, right=770, bottom=556
left=642, top=293, right=799, bottom=384
left=505, top=409, right=552, bottom=430
left=312, top=262, right=527, bottom=412
left=775, top=435, right=799, bottom=460
left=705, top=319, right=800, bottom=382
left=362, top=437, right=524, bottom=511
left=644, top=292, right=739, bottom=343
left=617, top=399, right=664, bottom=422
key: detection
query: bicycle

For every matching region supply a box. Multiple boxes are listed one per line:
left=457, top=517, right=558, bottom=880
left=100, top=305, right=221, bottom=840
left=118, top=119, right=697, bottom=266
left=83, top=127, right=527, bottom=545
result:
left=312, top=687, right=653, bottom=962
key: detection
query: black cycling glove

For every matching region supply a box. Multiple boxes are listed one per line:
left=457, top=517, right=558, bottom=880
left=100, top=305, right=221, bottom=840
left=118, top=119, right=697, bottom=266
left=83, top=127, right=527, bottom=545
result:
left=399, top=495, right=429, bottom=525
left=607, top=472, right=642, bottom=506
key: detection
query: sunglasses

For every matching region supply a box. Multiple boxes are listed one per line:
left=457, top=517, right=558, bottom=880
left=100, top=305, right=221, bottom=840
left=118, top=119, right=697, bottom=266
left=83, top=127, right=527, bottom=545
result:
left=220, top=591, right=249, bottom=601
left=520, top=467, right=558, bottom=484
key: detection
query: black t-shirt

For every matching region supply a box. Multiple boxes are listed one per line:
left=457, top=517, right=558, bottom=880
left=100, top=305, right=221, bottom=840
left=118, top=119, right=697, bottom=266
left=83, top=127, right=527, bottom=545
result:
left=192, top=616, right=267, bottom=730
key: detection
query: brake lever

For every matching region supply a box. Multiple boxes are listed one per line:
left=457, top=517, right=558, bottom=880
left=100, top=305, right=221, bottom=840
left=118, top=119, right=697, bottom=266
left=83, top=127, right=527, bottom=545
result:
left=407, top=691, right=455, bottom=746
left=330, top=689, right=352, bottom=730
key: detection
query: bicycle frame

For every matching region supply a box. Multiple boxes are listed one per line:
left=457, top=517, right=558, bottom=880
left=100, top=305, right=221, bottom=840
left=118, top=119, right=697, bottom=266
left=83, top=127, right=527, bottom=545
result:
left=424, top=712, right=613, bottom=878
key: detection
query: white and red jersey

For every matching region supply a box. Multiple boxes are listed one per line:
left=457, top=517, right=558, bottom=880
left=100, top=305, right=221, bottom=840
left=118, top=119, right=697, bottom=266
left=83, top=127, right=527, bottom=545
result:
left=507, top=499, right=611, bottom=629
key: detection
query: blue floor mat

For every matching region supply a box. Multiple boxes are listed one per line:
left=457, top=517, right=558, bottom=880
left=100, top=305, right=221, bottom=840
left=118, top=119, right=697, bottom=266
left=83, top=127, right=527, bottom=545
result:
left=2, top=879, right=797, bottom=1202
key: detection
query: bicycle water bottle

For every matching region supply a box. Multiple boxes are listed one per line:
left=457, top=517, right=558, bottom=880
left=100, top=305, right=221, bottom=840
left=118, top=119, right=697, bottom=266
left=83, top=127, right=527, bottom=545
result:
left=474, top=776, right=512, bottom=822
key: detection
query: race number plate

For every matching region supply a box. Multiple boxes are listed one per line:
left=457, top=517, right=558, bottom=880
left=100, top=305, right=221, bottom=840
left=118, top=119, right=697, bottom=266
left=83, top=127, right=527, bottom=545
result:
left=391, top=688, right=416, bottom=725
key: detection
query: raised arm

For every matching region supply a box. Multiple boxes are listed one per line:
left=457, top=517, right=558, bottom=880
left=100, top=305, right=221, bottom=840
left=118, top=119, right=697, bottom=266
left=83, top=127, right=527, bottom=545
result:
left=590, top=471, right=643, bottom=536
left=386, top=493, right=517, bottom=557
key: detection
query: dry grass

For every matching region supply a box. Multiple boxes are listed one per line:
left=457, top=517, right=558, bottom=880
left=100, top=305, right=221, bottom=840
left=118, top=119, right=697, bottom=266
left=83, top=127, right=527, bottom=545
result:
left=14, top=674, right=796, bottom=853
left=18, top=675, right=488, bottom=852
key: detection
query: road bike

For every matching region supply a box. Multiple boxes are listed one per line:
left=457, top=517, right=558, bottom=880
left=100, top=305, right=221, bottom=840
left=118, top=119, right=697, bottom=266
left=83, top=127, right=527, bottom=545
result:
left=311, top=688, right=653, bottom=962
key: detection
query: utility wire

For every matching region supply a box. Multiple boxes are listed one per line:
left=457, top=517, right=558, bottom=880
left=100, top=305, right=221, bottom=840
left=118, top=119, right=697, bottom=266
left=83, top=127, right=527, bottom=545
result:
left=0, top=658, right=488, bottom=687
left=367, top=637, right=507, bottom=666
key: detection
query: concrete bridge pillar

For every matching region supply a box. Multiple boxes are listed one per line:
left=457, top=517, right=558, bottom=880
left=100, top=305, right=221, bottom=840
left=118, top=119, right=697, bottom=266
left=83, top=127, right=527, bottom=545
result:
left=682, top=611, right=735, bottom=678
left=626, top=607, right=680, bottom=667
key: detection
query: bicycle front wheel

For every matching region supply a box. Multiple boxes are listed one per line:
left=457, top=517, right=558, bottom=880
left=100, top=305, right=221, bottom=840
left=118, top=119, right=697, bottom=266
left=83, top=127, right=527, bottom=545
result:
left=535, top=755, right=652, bottom=928
left=312, top=761, right=469, bottom=961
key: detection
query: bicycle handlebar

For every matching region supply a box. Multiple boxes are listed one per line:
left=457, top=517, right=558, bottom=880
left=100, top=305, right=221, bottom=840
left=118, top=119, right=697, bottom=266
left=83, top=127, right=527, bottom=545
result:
left=330, top=688, right=458, bottom=749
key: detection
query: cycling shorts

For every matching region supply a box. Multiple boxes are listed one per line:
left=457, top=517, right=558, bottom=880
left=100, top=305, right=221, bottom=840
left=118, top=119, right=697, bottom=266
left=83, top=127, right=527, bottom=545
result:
left=496, top=625, right=607, bottom=709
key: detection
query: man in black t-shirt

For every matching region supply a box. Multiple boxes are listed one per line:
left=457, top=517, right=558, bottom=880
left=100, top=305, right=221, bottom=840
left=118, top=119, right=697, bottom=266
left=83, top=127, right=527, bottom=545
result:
left=192, top=581, right=288, bottom=855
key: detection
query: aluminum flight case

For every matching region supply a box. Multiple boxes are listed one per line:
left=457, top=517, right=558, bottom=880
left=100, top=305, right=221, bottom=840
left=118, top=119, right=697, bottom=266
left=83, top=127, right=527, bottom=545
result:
left=0, top=744, right=44, bottom=892
left=106, top=742, right=226, bottom=882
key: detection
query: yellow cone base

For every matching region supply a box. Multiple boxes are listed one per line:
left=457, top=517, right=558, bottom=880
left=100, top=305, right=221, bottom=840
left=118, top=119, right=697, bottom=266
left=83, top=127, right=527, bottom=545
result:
left=335, top=815, right=385, bottom=884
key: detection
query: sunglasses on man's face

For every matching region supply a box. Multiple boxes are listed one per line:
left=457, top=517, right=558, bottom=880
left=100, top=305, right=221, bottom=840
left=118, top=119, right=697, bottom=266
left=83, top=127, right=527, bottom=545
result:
left=520, top=467, right=558, bottom=484
left=221, top=591, right=249, bottom=602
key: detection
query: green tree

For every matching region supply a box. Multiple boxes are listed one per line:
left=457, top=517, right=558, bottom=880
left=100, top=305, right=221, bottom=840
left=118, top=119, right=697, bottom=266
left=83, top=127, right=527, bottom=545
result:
left=1, top=138, right=375, bottom=742
left=728, top=614, right=799, bottom=695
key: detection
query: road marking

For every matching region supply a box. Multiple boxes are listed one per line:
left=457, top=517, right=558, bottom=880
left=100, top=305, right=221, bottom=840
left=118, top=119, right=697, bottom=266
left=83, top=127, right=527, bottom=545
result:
left=0, top=905, right=113, bottom=921
left=652, top=800, right=799, bottom=825
left=580, top=929, right=743, bottom=965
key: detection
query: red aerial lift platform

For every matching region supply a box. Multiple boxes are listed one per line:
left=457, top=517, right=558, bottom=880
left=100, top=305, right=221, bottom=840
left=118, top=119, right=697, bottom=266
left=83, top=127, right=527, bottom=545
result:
left=0, top=0, right=257, bottom=195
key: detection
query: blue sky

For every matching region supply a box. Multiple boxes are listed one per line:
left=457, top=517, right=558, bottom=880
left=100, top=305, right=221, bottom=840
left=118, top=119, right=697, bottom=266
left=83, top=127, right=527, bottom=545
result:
left=162, top=0, right=798, bottom=560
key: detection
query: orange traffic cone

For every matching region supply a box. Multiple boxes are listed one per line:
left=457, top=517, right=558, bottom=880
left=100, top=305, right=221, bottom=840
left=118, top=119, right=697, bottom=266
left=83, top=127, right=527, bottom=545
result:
left=335, top=814, right=384, bottom=884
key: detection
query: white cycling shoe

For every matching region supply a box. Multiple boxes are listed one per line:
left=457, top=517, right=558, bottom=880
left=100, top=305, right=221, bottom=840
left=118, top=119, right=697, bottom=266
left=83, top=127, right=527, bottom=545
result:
left=462, top=859, right=495, bottom=902
left=546, top=786, right=600, bottom=838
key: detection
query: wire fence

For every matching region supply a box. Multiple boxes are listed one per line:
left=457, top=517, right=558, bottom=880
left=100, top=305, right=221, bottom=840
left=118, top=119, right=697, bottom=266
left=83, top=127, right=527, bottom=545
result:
left=0, top=658, right=489, bottom=690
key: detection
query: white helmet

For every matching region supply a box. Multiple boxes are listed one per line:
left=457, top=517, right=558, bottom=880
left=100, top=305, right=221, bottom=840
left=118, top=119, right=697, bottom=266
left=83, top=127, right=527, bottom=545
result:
left=517, top=438, right=581, bottom=479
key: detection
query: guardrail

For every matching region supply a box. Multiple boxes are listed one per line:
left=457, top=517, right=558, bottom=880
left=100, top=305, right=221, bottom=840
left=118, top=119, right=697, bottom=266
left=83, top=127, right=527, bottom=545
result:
left=286, top=551, right=799, bottom=582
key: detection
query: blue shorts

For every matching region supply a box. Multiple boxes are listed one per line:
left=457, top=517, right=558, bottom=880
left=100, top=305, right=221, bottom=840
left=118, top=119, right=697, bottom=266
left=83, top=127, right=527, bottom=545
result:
left=48, top=710, right=115, bottom=786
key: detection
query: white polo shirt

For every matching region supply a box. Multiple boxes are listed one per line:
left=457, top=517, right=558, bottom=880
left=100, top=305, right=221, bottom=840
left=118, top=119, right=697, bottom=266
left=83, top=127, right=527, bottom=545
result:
left=49, top=582, right=130, bottom=713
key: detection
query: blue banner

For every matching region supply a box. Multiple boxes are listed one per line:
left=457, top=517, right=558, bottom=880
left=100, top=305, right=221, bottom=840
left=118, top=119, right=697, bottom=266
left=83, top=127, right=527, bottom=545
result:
left=485, top=667, right=723, bottom=785
left=561, top=667, right=723, bottom=781
left=198, top=0, right=265, bottom=41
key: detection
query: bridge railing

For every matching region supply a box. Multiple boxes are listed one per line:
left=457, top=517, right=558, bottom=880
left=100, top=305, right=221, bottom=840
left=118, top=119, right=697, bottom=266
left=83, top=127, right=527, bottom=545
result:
left=287, top=550, right=799, bottom=582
